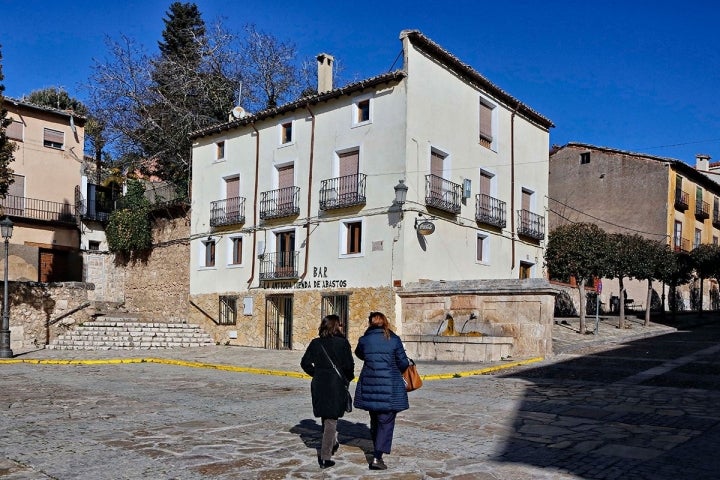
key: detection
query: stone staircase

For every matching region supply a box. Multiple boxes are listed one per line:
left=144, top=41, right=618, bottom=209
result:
left=47, top=316, right=216, bottom=350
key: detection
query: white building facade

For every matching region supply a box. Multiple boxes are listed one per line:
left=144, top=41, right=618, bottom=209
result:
left=189, top=30, right=553, bottom=350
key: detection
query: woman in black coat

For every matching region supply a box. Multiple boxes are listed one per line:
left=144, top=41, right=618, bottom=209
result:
left=300, top=314, right=354, bottom=469
left=354, top=311, right=410, bottom=470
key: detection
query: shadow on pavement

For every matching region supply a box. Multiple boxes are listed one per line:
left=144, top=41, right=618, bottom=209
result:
left=290, top=418, right=373, bottom=459
left=495, top=325, right=720, bottom=479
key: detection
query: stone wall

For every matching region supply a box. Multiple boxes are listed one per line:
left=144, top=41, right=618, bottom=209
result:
left=7, top=281, right=94, bottom=351
left=398, top=279, right=559, bottom=357
left=189, top=286, right=395, bottom=350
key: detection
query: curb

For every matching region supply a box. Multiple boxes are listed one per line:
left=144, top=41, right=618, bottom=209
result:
left=0, top=355, right=545, bottom=381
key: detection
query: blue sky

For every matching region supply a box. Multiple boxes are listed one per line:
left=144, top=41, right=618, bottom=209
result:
left=2, top=0, right=719, bottom=165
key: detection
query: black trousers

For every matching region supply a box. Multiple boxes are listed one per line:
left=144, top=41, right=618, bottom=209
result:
left=370, top=411, right=397, bottom=454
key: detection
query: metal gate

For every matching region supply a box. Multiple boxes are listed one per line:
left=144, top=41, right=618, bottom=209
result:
left=265, top=295, right=293, bottom=349
left=321, top=294, right=349, bottom=337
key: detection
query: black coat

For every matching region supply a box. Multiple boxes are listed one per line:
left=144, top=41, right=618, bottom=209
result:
left=300, top=334, right=355, bottom=419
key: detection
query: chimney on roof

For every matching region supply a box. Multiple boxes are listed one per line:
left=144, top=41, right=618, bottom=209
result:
left=696, top=154, right=711, bottom=171
left=317, top=53, right=334, bottom=93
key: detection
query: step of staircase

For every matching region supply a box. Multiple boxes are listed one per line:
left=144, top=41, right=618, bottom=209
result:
left=47, top=318, right=216, bottom=350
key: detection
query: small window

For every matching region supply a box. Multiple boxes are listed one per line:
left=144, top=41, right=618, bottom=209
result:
left=357, top=99, right=370, bottom=123
left=695, top=228, right=702, bottom=249
left=219, top=295, right=238, bottom=325
left=346, top=221, right=362, bottom=254
left=6, top=120, right=23, bottom=141
left=479, top=101, right=494, bottom=148
left=216, top=141, right=225, bottom=160
left=281, top=121, right=293, bottom=144
left=43, top=128, right=64, bottom=149
left=231, top=237, right=243, bottom=265
left=580, top=152, right=590, bottom=164
left=519, top=261, right=533, bottom=279
left=714, top=236, right=718, bottom=245
left=476, top=233, right=489, bottom=263
left=88, top=241, right=100, bottom=251
left=204, top=239, right=216, bottom=267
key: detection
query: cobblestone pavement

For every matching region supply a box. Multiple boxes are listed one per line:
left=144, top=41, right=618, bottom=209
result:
left=0, top=313, right=717, bottom=479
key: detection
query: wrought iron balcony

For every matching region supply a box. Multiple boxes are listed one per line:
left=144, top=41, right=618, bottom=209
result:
left=75, top=184, right=117, bottom=223
left=0, top=194, right=76, bottom=224
left=674, top=189, right=689, bottom=211
left=695, top=200, right=710, bottom=220
left=673, top=237, right=690, bottom=252
left=259, top=186, right=300, bottom=220
left=210, top=196, right=246, bottom=227
left=425, top=174, right=461, bottom=214
left=259, top=251, right=299, bottom=280
left=517, top=209, right=545, bottom=240
left=475, top=194, right=506, bottom=228
left=319, top=173, right=366, bottom=210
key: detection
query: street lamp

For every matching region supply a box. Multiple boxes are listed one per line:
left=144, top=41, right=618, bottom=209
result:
left=0, top=216, right=13, bottom=358
left=393, top=179, right=408, bottom=206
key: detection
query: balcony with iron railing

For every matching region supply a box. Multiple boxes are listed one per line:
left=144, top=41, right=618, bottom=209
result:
left=210, top=196, right=246, bottom=227
left=695, top=200, right=710, bottom=220
left=259, top=186, right=300, bottom=220
left=517, top=209, right=545, bottom=240
left=319, top=173, right=366, bottom=210
left=259, top=251, right=300, bottom=280
left=0, top=194, right=76, bottom=224
left=475, top=194, right=506, bottom=228
left=425, top=174, right=461, bottom=214
left=675, top=189, right=689, bottom=211
left=673, top=237, right=691, bottom=252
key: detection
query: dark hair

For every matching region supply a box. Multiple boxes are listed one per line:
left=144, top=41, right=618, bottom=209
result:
left=368, top=311, right=391, bottom=339
left=319, top=314, right=343, bottom=338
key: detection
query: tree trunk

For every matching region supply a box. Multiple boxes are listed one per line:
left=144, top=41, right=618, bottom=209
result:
left=578, top=280, right=586, bottom=334
left=618, top=278, right=626, bottom=329
left=644, top=279, right=652, bottom=326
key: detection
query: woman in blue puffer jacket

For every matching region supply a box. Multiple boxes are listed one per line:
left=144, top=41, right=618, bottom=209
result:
left=354, top=311, right=410, bottom=470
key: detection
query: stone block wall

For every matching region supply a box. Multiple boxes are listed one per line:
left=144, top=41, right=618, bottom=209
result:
left=189, top=286, right=395, bottom=350
left=398, top=279, right=559, bottom=357
left=6, top=281, right=94, bottom=350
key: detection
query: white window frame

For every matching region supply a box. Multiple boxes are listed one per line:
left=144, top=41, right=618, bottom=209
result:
left=43, top=127, right=64, bottom=149
left=228, top=235, right=243, bottom=267
left=279, top=118, right=294, bottom=146
left=351, top=93, right=373, bottom=127
left=199, top=238, right=217, bottom=269
left=339, top=217, right=364, bottom=258
left=476, top=232, right=490, bottom=264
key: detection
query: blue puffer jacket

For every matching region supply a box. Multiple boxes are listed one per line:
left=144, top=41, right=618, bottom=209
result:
left=353, top=326, right=410, bottom=412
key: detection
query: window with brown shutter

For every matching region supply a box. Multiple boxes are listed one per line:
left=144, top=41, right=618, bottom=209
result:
left=479, top=101, right=493, bottom=148
left=6, top=120, right=23, bottom=141
left=43, top=128, right=64, bottom=149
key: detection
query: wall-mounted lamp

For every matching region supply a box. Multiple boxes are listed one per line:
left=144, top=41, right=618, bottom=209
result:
left=393, top=179, right=408, bottom=206
left=414, top=213, right=436, bottom=236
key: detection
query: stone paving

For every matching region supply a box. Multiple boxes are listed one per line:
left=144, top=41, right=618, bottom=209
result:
left=0, top=313, right=716, bottom=479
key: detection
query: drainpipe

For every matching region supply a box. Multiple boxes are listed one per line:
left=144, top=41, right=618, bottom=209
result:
left=300, top=104, right=316, bottom=281
left=510, top=107, right=518, bottom=271
left=247, top=122, right=260, bottom=286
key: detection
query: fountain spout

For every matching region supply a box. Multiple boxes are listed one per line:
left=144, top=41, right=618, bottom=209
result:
left=460, top=312, right=478, bottom=334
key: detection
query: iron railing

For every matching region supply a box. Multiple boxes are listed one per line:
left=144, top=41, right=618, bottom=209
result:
left=259, top=251, right=300, bottom=280
left=259, top=186, right=300, bottom=220
left=475, top=194, right=506, bottom=228
left=675, top=189, right=689, bottom=211
left=0, top=194, right=76, bottom=223
left=517, top=209, right=545, bottom=240
left=319, top=173, right=367, bottom=210
left=210, top=196, right=246, bottom=227
left=695, top=200, right=710, bottom=220
left=425, top=174, right=461, bottom=214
